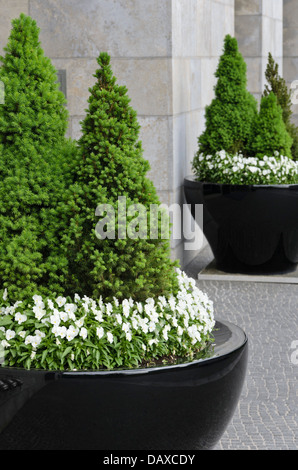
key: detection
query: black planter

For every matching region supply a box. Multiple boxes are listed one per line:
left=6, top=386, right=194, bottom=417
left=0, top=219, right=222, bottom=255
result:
left=184, top=176, right=298, bottom=273
left=0, top=320, right=247, bottom=450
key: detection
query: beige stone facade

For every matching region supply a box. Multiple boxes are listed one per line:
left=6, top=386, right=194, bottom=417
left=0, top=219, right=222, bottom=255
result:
left=0, top=0, right=295, bottom=266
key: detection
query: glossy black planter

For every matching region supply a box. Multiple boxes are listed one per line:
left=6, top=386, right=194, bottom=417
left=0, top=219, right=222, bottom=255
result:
left=184, top=176, right=298, bottom=273
left=0, top=320, right=247, bottom=450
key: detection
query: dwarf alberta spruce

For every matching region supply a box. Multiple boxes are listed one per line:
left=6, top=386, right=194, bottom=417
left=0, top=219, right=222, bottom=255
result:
left=0, top=269, right=215, bottom=371
left=60, top=52, right=179, bottom=302
left=0, top=14, right=76, bottom=301
left=192, top=35, right=298, bottom=185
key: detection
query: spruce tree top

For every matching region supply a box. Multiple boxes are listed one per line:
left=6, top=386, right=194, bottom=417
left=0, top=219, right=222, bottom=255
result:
left=193, top=34, right=257, bottom=161
left=263, top=53, right=292, bottom=124
left=76, top=52, right=154, bottom=203
left=263, top=52, right=298, bottom=160
left=248, top=91, right=293, bottom=159
left=0, top=13, right=68, bottom=148
left=63, top=52, right=178, bottom=302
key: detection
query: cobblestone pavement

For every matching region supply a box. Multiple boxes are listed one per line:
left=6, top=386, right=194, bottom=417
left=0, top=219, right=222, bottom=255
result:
left=185, top=246, right=298, bottom=450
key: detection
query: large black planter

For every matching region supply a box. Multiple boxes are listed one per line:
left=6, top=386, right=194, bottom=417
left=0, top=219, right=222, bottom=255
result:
left=0, top=320, right=247, bottom=450
left=184, top=176, right=298, bottom=273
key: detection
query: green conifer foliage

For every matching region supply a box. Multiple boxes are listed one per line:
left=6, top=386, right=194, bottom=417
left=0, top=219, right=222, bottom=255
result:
left=263, top=52, right=298, bottom=160
left=0, top=14, right=76, bottom=300
left=62, top=52, right=178, bottom=302
left=192, top=35, right=257, bottom=168
left=248, top=92, right=293, bottom=159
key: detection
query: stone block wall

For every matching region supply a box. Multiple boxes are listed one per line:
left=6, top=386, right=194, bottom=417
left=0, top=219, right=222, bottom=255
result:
left=283, top=0, right=298, bottom=126
left=235, top=0, right=283, bottom=103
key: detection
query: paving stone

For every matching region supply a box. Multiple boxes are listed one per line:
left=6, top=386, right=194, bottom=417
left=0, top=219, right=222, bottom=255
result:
left=185, top=245, right=298, bottom=450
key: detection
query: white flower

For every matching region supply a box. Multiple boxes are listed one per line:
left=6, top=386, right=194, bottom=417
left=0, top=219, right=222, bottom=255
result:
left=115, top=314, right=122, bottom=325
left=106, top=303, right=113, bottom=316
left=75, top=316, right=85, bottom=328
left=122, top=304, right=130, bottom=318
left=107, top=332, right=114, bottom=344
left=15, top=312, right=27, bottom=324
left=122, top=322, right=130, bottom=333
left=3, top=288, right=8, bottom=301
left=80, top=327, right=88, bottom=340
left=50, top=313, right=61, bottom=326
left=177, top=325, right=183, bottom=336
left=18, top=330, right=26, bottom=338
left=58, top=326, right=67, bottom=338
left=33, top=304, right=46, bottom=320
left=35, top=330, right=45, bottom=339
left=138, top=317, right=149, bottom=334
left=64, top=303, right=77, bottom=316
left=47, top=299, right=54, bottom=310
left=136, top=302, right=143, bottom=313
left=60, top=311, right=69, bottom=322
left=56, top=296, right=66, bottom=307
left=1, top=339, right=10, bottom=348
left=33, top=295, right=44, bottom=306
left=30, top=335, right=42, bottom=348
left=162, top=325, right=171, bottom=341
left=125, top=332, right=132, bottom=342
left=52, top=325, right=66, bottom=338
left=158, top=296, right=167, bottom=308
left=66, top=325, right=79, bottom=341
left=5, top=329, right=15, bottom=340
left=148, top=321, right=156, bottom=332
left=74, top=293, right=81, bottom=303
left=168, top=295, right=176, bottom=311
left=93, top=311, right=103, bottom=323
left=25, top=335, right=42, bottom=348
left=96, top=327, right=104, bottom=339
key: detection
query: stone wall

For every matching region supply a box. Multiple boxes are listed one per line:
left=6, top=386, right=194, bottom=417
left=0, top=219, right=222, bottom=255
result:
left=283, top=0, right=298, bottom=126
left=235, top=0, right=283, bottom=103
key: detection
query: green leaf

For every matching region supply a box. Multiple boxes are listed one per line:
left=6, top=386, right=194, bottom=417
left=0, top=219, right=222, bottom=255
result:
left=0, top=315, right=13, bottom=326
left=41, top=349, right=48, bottom=364
left=61, top=346, right=72, bottom=359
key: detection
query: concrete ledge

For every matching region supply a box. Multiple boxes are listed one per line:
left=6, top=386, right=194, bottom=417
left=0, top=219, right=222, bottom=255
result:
left=198, top=259, right=298, bottom=284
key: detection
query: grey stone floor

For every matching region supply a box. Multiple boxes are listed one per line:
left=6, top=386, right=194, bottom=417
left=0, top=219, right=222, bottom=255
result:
left=185, top=245, right=298, bottom=450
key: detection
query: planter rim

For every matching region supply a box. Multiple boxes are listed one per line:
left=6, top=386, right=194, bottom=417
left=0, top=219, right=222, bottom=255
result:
left=184, top=175, right=298, bottom=190
left=0, top=320, right=247, bottom=378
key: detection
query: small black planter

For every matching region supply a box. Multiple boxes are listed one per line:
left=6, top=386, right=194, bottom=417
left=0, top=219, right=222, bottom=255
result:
left=184, top=176, right=298, bottom=273
left=0, top=320, right=247, bottom=450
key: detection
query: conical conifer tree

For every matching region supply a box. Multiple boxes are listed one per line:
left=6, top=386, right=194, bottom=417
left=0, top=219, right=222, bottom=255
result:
left=62, top=52, right=178, bottom=301
left=0, top=14, right=76, bottom=300
left=263, top=52, right=298, bottom=160
left=193, top=34, right=257, bottom=170
left=248, top=91, right=293, bottom=159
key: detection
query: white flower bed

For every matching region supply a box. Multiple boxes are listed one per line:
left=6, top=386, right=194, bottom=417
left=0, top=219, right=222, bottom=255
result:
left=0, top=269, right=215, bottom=370
left=196, top=150, right=298, bottom=184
